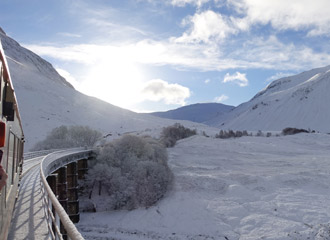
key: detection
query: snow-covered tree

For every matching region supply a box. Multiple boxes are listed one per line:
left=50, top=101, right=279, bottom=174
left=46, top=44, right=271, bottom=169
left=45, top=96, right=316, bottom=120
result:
left=32, top=125, right=102, bottom=150
left=84, top=135, right=172, bottom=211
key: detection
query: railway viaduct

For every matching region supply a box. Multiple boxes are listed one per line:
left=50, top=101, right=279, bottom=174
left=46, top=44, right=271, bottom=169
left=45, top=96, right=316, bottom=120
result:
left=8, top=148, right=94, bottom=240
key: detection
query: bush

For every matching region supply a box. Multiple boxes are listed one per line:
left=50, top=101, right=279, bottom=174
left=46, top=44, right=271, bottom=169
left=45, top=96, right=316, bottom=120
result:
left=256, top=130, right=264, bottom=137
left=282, top=127, right=309, bottom=135
left=160, top=123, right=196, bottom=147
left=215, top=130, right=249, bottom=139
left=84, top=135, right=172, bottom=211
left=32, top=125, right=102, bottom=150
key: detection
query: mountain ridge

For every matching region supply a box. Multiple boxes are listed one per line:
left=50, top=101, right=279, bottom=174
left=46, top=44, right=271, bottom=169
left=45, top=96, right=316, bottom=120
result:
left=0, top=30, right=74, bottom=89
left=150, top=102, right=234, bottom=123
left=206, top=65, right=330, bottom=132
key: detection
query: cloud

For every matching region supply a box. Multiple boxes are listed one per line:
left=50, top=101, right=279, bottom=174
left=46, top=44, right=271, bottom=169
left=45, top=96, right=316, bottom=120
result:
left=174, top=0, right=330, bottom=46
left=24, top=0, right=330, bottom=75
left=141, top=79, right=191, bottom=105
left=23, top=40, right=223, bottom=71
left=169, top=0, right=210, bottom=7
left=56, top=68, right=80, bottom=86
left=24, top=34, right=330, bottom=74
left=57, top=32, right=81, bottom=38
left=223, top=72, right=248, bottom=87
left=214, top=94, right=229, bottom=103
left=204, top=79, right=210, bottom=84
left=265, top=72, right=296, bottom=83
left=23, top=44, right=95, bottom=64
left=175, top=10, right=237, bottom=43
left=229, top=0, right=330, bottom=36
left=68, top=0, right=149, bottom=42
left=172, top=1, right=330, bottom=46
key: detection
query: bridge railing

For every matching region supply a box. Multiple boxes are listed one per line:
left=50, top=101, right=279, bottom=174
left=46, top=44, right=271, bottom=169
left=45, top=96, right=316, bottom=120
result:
left=24, top=148, right=83, bottom=160
left=40, top=149, right=93, bottom=240
left=24, top=149, right=61, bottom=160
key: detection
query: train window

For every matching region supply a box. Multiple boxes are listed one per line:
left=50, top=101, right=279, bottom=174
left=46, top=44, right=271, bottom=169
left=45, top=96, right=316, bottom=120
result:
left=11, top=135, right=16, bottom=184
left=0, top=122, right=5, bottom=147
left=16, top=139, right=20, bottom=173
left=0, top=60, right=2, bottom=100
left=2, top=83, right=15, bottom=121
left=4, top=131, right=10, bottom=192
left=0, top=61, right=4, bottom=101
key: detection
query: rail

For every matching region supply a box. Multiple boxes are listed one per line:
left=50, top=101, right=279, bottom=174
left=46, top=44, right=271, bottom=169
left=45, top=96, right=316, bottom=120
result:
left=24, top=148, right=81, bottom=160
left=40, top=149, right=93, bottom=240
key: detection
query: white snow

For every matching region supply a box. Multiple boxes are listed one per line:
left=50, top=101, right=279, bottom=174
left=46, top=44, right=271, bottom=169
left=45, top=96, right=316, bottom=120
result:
left=76, top=133, right=330, bottom=240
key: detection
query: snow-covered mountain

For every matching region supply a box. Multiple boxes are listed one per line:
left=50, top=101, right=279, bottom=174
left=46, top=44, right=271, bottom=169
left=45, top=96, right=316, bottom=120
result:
left=0, top=29, right=217, bottom=150
left=150, top=103, right=234, bottom=123
left=3, top=24, right=330, bottom=151
left=207, top=66, right=330, bottom=132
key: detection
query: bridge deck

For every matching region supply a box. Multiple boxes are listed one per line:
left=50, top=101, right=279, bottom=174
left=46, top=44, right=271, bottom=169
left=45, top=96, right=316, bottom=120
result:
left=8, top=157, right=49, bottom=240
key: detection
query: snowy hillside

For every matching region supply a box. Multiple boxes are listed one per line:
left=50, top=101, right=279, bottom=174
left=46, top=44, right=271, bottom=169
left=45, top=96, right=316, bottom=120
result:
left=0, top=30, right=218, bottom=150
left=150, top=103, right=234, bottom=123
left=77, top=133, right=330, bottom=240
left=207, top=66, right=330, bottom=132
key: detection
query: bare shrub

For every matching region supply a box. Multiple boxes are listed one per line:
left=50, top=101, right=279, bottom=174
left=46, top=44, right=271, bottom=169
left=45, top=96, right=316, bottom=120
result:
left=256, top=130, right=264, bottom=137
left=282, top=127, right=309, bottom=135
left=235, top=131, right=243, bottom=138
left=160, top=123, right=196, bottom=147
left=215, top=130, right=249, bottom=139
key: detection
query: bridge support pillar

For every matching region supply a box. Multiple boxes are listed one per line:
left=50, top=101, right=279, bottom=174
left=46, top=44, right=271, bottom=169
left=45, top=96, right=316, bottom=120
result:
left=67, top=162, right=79, bottom=223
left=56, top=166, right=68, bottom=239
left=77, top=158, right=88, bottom=179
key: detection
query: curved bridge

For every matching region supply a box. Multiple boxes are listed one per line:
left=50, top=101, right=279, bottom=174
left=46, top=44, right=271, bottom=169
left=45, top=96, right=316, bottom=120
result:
left=8, top=148, right=94, bottom=240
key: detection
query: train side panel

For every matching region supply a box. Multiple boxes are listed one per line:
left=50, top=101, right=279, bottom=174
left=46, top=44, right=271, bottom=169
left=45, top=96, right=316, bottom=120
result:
left=0, top=41, right=24, bottom=240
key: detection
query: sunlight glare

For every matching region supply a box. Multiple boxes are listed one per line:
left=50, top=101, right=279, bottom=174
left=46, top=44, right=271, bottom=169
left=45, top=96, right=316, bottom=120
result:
left=78, top=56, right=144, bottom=110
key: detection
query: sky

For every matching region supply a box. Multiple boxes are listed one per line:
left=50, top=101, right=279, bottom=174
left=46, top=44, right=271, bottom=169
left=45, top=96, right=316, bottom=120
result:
left=1, top=0, right=330, bottom=112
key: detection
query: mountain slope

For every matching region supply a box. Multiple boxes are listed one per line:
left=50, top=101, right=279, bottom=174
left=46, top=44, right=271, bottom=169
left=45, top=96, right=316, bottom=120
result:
left=150, top=103, right=234, bottom=123
left=207, top=66, right=330, bottom=132
left=0, top=30, right=217, bottom=150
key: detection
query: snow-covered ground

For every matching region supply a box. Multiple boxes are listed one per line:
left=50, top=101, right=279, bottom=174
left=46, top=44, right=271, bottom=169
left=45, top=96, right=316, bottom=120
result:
left=76, top=133, right=330, bottom=240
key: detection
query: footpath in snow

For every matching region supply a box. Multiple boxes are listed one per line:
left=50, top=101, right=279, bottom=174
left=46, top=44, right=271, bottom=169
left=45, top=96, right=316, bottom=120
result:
left=76, top=133, right=330, bottom=240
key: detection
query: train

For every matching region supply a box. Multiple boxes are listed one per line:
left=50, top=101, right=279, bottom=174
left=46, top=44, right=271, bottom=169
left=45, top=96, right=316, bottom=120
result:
left=0, top=40, right=25, bottom=240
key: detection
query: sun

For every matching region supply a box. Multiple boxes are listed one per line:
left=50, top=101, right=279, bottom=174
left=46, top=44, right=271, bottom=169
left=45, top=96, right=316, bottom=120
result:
left=78, top=58, right=145, bottom=110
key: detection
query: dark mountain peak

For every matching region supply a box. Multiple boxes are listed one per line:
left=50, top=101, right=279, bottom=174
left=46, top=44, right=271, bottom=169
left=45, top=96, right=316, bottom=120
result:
left=150, top=102, right=234, bottom=123
left=0, top=27, right=6, bottom=35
